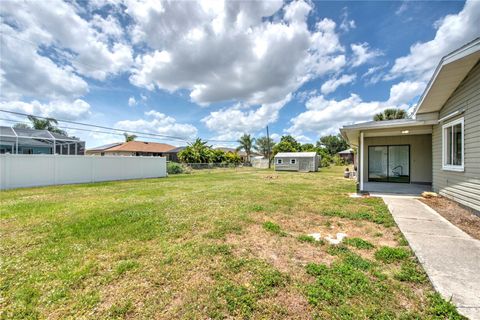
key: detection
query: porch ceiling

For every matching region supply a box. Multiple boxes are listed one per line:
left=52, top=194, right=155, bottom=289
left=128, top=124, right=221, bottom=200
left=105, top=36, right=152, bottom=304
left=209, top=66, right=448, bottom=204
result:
left=340, top=120, right=436, bottom=147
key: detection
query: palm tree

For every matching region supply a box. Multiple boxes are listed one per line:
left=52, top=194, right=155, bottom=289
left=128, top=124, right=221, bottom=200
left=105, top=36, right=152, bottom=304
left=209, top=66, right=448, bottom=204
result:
left=237, top=133, right=254, bottom=163
left=123, top=132, right=137, bottom=142
left=26, top=115, right=67, bottom=135
left=254, top=136, right=275, bottom=158
left=373, top=108, right=408, bottom=121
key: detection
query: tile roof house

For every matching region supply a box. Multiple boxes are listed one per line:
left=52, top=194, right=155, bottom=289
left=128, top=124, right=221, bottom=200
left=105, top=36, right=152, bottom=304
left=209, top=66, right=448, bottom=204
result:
left=87, top=141, right=176, bottom=159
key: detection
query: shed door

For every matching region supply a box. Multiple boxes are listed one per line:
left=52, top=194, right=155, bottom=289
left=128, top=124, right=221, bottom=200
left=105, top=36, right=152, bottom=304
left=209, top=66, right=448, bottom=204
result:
left=299, top=159, right=310, bottom=172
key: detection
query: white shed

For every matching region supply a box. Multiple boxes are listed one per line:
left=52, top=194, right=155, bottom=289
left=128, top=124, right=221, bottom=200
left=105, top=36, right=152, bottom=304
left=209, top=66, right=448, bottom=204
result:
left=274, top=152, right=319, bottom=172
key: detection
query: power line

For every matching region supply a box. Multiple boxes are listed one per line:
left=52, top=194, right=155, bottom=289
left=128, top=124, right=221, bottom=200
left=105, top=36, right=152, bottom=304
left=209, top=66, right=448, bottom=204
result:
left=0, top=109, right=239, bottom=144
left=0, top=117, right=180, bottom=142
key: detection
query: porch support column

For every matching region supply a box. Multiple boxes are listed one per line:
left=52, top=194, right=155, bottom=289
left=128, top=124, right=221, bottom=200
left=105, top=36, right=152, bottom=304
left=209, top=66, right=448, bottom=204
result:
left=360, top=131, right=364, bottom=191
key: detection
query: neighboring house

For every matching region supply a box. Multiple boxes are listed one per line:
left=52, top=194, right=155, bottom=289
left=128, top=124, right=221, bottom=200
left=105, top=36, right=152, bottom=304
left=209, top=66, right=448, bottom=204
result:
left=337, top=148, right=355, bottom=164
left=163, top=146, right=187, bottom=162
left=0, top=126, right=85, bottom=155
left=274, top=152, right=319, bottom=172
left=340, top=38, right=480, bottom=212
left=87, top=141, right=176, bottom=158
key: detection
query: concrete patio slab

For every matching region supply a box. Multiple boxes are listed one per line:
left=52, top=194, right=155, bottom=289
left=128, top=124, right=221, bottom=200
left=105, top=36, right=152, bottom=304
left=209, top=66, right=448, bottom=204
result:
left=364, top=182, right=431, bottom=196
left=382, top=196, right=480, bottom=320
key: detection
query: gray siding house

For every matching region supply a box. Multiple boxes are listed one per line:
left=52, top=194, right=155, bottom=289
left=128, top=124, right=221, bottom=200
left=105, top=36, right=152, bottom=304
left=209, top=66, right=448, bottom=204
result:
left=274, top=152, right=319, bottom=172
left=340, top=38, right=480, bottom=212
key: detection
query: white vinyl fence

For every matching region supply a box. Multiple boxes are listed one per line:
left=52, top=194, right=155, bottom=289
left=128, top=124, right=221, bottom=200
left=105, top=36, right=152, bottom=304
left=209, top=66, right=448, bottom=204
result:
left=0, top=154, right=167, bottom=190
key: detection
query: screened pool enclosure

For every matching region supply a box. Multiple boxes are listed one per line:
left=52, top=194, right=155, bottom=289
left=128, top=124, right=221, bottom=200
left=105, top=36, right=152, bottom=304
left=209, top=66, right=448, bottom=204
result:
left=0, top=126, right=85, bottom=155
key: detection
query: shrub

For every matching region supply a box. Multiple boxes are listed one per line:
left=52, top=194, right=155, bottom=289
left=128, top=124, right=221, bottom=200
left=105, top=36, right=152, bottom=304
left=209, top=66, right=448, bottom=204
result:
left=374, top=246, right=410, bottom=263
left=344, top=237, right=374, bottom=250
left=167, top=162, right=184, bottom=174
left=332, top=155, right=346, bottom=166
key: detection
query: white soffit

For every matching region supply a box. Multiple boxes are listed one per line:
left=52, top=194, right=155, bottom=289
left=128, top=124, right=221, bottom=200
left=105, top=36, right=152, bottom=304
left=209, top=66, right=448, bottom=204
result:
left=415, top=38, right=480, bottom=115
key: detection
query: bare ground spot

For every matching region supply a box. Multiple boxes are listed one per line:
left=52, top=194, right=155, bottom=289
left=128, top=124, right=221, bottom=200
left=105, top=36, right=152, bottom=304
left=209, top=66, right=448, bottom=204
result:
left=226, top=224, right=334, bottom=277
left=420, top=196, right=480, bottom=240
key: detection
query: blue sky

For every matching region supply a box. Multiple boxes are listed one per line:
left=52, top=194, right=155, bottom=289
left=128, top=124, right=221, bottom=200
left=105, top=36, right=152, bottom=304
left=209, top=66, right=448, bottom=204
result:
left=1, top=0, right=478, bottom=148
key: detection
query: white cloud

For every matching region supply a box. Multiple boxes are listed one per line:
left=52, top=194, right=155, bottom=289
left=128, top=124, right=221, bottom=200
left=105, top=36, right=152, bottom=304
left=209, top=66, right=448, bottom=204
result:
left=321, top=74, right=356, bottom=95
left=287, top=79, right=425, bottom=137
left=116, top=110, right=198, bottom=140
left=0, top=24, right=88, bottom=101
left=395, top=1, right=409, bottom=15
left=0, top=99, right=91, bottom=121
left=339, top=7, right=356, bottom=32
left=350, top=42, right=383, bottom=67
left=201, top=94, right=292, bottom=141
left=128, top=0, right=346, bottom=106
left=361, top=62, right=389, bottom=85
left=0, top=0, right=133, bottom=89
left=388, top=0, right=480, bottom=81
left=128, top=96, right=137, bottom=107
left=387, top=81, right=425, bottom=106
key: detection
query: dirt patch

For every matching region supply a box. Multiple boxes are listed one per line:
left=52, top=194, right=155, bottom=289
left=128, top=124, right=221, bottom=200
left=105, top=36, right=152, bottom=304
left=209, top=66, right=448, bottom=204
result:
left=420, top=196, right=480, bottom=240
left=226, top=224, right=334, bottom=278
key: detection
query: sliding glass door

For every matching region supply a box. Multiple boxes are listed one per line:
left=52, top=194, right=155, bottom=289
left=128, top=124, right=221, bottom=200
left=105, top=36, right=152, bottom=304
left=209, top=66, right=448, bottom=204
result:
left=368, top=145, right=410, bottom=183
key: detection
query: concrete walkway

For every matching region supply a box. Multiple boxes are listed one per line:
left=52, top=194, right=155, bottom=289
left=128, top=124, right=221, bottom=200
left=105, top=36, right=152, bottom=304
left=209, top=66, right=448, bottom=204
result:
left=382, top=196, right=480, bottom=320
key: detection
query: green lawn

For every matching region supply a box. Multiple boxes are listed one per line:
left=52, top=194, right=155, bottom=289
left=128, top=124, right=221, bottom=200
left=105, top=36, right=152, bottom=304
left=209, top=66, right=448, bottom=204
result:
left=0, top=166, right=464, bottom=319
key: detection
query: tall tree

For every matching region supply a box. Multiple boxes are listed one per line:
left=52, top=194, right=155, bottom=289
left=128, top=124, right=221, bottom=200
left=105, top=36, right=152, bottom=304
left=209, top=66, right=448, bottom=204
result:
left=123, top=132, right=137, bottom=142
left=236, top=133, right=254, bottom=162
left=254, top=136, right=275, bottom=158
left=26, top=115, right=67, bottom=135
left=317, top=134, right=348, bottom=156
left=300, top=143, right=315, bottom=152
left=373, top=108, right=408, bottom=121
left=272, top=141, right=296, bottom=154
left=279, top=135, right=301, bottom=151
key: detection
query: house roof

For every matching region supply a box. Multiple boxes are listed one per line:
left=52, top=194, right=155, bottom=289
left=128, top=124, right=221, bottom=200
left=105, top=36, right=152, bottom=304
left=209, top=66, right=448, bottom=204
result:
left=338, top=148, right=354, bottom=154
left=414, top=37, right=480, bottom=115
left=275, top=152, right=317, bottom=158
left=165, top=146, right=186, bottom=153
left=87, top=142, right=123, bottom=151
left=339, top=119, right=437, bottom=146
left=97, top=141, right=176, bottom=153
left=339, top=38, right=480, bottom=146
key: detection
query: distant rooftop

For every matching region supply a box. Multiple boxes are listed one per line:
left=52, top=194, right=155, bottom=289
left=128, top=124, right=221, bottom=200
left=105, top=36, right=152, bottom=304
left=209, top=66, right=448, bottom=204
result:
left=88, top=141, right=176, bottom=153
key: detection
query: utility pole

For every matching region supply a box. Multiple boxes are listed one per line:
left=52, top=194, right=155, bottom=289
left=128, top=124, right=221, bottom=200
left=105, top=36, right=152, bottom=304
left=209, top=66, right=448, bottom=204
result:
left=266, top=125, right=271, bottom=169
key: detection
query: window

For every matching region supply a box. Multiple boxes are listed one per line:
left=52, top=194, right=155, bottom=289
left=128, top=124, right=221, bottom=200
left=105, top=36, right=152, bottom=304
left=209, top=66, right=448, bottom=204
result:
left=442, top=117, right=464, bottom=171
left=290, top=159, right=296, bottom=164
left=277, top=159, right=283, bottom=164
left=22, top=148, right=33, bottom=154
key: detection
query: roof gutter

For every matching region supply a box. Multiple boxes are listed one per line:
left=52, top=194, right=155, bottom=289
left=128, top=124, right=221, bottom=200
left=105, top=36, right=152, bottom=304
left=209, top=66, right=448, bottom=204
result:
left=438, top=109, right=465, bottom=122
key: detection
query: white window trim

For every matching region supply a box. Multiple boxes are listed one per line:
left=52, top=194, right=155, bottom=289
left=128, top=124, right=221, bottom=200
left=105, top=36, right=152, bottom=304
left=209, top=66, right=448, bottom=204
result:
left=442, top=117, right=464, bottom=172
left=277, top=159, right=282, bottom=164
left=290, top=159, right=296, bottom=164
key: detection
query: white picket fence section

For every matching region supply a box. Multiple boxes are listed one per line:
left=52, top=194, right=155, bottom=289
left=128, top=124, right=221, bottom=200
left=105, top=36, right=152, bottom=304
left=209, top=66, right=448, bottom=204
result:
left=0, top=154, right=167, bottom=190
